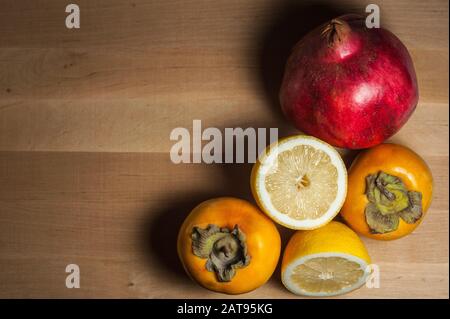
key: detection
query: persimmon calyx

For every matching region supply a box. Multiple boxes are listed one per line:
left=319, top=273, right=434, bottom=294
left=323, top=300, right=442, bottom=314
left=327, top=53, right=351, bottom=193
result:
left=364, top=171, right=423, bottom=234
left=191, top=224, right=250, bottom=282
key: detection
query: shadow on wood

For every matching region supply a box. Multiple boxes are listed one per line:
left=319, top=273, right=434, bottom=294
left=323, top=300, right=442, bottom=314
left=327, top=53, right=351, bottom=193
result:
left=142, top=192, right=225, bottom=287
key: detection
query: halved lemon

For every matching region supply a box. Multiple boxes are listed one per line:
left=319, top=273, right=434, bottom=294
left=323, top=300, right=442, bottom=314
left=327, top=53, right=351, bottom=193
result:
left=251, top=135, right=347, bottom=229
left=282, top=221, right=371, bottom=297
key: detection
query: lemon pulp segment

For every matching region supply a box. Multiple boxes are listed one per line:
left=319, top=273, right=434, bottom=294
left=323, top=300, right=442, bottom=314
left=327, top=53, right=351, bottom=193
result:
left=265, top=145, right=338, bottom=220
left=290, top=256, right=364, bottom=294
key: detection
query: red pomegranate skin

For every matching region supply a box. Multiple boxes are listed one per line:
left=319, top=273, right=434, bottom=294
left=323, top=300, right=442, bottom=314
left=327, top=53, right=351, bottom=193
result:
left=279, top=15, right=419, bottom=149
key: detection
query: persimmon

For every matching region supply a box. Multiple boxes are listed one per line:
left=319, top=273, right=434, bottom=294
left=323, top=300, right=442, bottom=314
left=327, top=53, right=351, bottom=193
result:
left=341, top=143, right=433, bottom=240
left=177, top=197, right=281, bottom=294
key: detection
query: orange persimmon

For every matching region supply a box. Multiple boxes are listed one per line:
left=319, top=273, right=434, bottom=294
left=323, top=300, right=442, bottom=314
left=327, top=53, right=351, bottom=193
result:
left=341, top=143, right=433, bottom=240
left=177, top=197, right=281, bottom=294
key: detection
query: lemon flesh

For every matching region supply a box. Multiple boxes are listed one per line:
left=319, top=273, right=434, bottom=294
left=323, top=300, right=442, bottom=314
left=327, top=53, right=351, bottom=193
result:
left=289, top=255, right=365, bottom=295
left=265, top=145, right=338, bottom=220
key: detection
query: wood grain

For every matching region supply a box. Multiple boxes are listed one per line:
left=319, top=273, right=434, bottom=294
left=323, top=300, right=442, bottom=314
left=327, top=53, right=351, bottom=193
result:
left=0, top=0, right=448, bottom=298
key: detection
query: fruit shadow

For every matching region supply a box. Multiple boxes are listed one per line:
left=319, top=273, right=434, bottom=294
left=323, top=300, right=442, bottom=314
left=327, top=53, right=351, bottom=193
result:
left=142, top=191, right=226, bottom=287
left=141, top=154, right=284, bottom=288
left=256, top=0, right=355, bottom=120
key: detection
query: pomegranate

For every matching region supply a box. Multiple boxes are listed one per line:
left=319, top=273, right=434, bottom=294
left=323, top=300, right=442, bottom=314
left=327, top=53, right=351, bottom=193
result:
left=279, top=14, right=418, bottom=149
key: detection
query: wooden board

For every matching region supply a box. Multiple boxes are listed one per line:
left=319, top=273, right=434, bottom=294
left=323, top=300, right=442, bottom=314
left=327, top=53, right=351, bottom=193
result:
left=0, top=0, right=448, bottom=298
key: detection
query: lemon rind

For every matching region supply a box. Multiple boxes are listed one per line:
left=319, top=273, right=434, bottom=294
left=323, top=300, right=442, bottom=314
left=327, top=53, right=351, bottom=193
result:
left=253, top=135, right=347, bottom=230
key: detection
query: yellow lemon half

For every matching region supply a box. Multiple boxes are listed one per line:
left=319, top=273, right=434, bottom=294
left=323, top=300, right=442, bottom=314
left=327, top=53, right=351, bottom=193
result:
left=251, top=135, right=347, bottom=229
left=281, top=221, right=371, bottom=297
